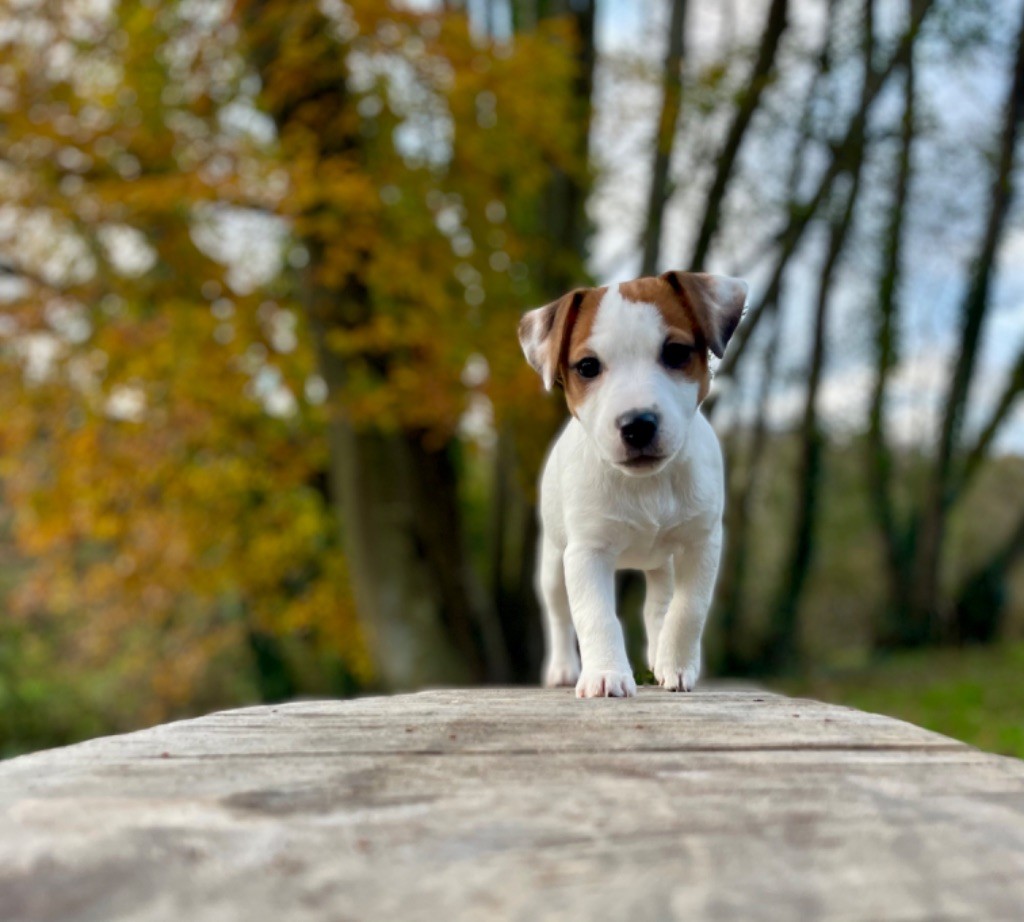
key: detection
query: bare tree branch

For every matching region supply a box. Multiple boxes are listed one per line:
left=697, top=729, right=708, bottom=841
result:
left=689, top=0, right=789, bottom=271
left=704, top=7, right=836, bottom=420
left=640, top=0, right=688, bottom=276
left=0, top=258, right=67, bottom=295
left=958, top=346, right=1024, bottom=492
left=714, top=0, right=935, bottom=385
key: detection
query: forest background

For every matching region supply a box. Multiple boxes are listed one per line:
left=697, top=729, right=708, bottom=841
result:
left=2, top=0, right=1024, bottom=758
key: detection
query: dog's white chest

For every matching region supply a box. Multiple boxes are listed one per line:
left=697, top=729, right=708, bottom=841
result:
left=607, top=480, right=693, bottom=570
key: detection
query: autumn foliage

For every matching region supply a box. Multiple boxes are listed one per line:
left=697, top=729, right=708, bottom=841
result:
left=0, top=0, right=586, bottom=738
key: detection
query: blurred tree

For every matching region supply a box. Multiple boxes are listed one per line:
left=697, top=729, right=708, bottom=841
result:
left=640, top=0, right=688, bottom=277
left=711, top=0, right=935, bottom=387
left=866, top=44, right=917, bottom=649
left=909, top=0, right=1024, bottom=642
left=233, top=0, right=589, bottom=686
left=863, top=0, right=1024, bottom=648
left=0, top=0, right=369, bottom=723
left=0, top=0, right=590, bottom=726
left=953, top=507, right=1024, bottom=643
left=706, top=0, right=1022, bottom=669
left=688, top=0, right=789, bottom=272
left=763, top=0, right=874, bottom=671
left=715, top=0, right=835, bottom=673
left=487, top=0, right=596, bottom=683
left=712, top=0, right=932, bottom=668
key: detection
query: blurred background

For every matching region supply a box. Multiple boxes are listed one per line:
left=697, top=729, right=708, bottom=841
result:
left=1, top=0, right=1023, bottom=758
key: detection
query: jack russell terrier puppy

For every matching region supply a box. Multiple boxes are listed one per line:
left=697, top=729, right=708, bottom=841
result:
left=518, top=271, right=747, bottom=698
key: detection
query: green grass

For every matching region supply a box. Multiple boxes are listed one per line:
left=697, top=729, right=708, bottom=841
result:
left=776, top=642, right=1024, bottom=759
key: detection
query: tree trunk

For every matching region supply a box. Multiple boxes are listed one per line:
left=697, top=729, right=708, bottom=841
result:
left=952, top=508, right=1024, bottom=644
left=304, top=285, right=486, bottom=686
left=239, top=2, right=498, bottom=687
left=867, top=56, right=917, bottom=649
left=761, top=0, right=874, bottom=672
left=541, top=0, right=596, bottom=286
left=957, top=347, right=1024, bottom=495
left=489, top=427, right=544, bottom=682
left=716, top=307, right=782, bottom=673
left=760, top=175, right=862, bottom=672
left=640, top=0, right=688, bottom=276
left=329, top=424, right=483, bottom=686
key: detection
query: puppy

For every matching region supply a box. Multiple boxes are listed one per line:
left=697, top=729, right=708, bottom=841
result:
left=518, top=271, right=747, bottom=698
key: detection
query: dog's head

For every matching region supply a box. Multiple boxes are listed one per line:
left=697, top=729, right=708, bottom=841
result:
left=518, top=271, right=746, bottom=475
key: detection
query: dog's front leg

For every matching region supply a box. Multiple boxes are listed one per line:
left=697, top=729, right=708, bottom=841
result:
left=655, top=525, right=723, bottom=692
left=563, top=544, right=636, bottom=698
left=643, top=562, right=674, bottom=670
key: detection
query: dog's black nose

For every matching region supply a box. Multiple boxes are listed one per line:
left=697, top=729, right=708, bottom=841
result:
left=620, top=412, right=659, bottom=450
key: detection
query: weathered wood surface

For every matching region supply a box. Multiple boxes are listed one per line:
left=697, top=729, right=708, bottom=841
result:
left=2, top=687, right=1024, bottom=921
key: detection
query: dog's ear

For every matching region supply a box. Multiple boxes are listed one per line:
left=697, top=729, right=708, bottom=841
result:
left=518, top=289, right=587, bottom=391
left=660, top=271, right=748, bottom=359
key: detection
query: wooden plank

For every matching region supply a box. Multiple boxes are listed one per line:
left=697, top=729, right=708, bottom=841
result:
left=1, top=688, right=1023, bottom=921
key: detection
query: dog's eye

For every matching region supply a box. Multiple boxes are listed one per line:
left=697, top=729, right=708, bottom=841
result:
left=661, top=342, right=694, bottom=370
left=575, top=357, right=602, bottom=379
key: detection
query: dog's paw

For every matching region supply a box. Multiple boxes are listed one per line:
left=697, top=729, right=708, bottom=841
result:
left=575, top=668, right=637, bottom=699
left=655, top=661, right=699, bottom=692
left=544, top=656, right=581, bottom=688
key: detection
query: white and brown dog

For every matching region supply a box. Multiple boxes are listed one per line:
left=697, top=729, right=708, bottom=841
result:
left=518, top=271, right=747, bottom=698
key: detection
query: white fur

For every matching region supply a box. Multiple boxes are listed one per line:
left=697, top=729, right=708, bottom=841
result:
left=530, top=283, right=729, bottom=699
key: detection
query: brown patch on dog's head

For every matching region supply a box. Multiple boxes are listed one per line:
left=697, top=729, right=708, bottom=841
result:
left=658, top=271, right=747, bottom=359
left=518, top=286, right=605, bottom=398
left=607, top=276, right=715, bottom=404
left=519, top=271, right=746, bottom=410
left=558, top=287, right=608, bottom=415
left=657, top=271, right=746, bottom=402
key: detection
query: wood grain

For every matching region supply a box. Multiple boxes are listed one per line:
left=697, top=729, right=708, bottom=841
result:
left=2, top=687, right=1023, bottom=921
